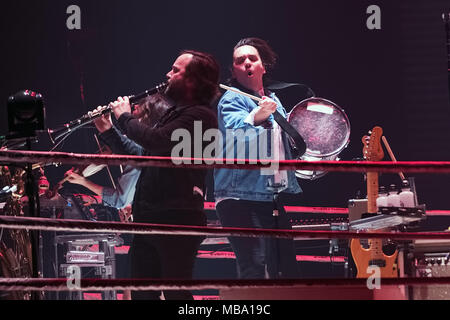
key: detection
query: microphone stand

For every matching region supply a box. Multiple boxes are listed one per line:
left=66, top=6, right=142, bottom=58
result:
left=266, top=182, right=286, bottom=279
left=24, top=136, right=43, bottom=300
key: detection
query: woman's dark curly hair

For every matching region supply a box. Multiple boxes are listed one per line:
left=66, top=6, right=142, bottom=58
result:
left=134, top=93, right=171, bottom=127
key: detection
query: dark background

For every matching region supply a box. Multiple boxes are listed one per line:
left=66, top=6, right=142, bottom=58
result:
left=1, top=0, right=450, bottom=299
left=1, top=0, right=449, bottom=209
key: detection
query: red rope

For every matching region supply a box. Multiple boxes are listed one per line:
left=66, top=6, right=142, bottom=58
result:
left=2, top=149, right=450, bottom=173
left=206, top=203, right=450, bottom=216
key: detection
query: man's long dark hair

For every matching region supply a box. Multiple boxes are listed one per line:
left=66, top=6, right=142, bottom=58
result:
left=181, top=50, right=220, bottom=106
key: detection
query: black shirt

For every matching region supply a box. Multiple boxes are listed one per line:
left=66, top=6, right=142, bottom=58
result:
left=99, top=104, right=217, bottom=222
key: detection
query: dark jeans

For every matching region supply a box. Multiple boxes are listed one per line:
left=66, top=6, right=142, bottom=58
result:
left=216, top=199, right=299, bottom=279
left=130, top=209, right=205, bottom=300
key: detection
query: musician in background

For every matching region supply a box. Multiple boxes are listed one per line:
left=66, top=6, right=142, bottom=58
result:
left=63, top=94, right=169, bottom=213
left=214, top=38, right=301, bottom=279
left=94, top=50, right=219, bottom=300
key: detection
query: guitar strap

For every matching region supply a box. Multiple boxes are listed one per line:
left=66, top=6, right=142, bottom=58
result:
left=272, top=110, right=306, bottom=158
left=265, top=79, right=315, bottom=97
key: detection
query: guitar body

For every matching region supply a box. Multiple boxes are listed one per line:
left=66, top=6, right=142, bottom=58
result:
left=350, top=239, right=398, bottom=278
left=350, top=126, right=398, bottom=279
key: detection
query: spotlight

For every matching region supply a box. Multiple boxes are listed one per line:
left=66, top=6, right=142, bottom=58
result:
left=7, top=90, right=46, bottom=137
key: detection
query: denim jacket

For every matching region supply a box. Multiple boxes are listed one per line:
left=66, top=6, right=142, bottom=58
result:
left=102, top=165, right=141, bottom=209
left=214, top=87, right=302, bottom=202
left=99, top=127, right=143, bottom=209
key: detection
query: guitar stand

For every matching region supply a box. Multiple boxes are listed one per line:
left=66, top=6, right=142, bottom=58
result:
left=329, top=223, right=352, bottom=278
left=23, top=137, right=44, bottom=300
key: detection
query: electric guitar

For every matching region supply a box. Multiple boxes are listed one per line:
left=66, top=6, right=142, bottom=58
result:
left=350, top=126, right=398, bottom=278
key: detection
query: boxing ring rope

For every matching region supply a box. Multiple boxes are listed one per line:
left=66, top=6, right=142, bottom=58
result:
left=3, top=149, right=450, bottom=173
left=1, top=277, right=450, bottom=292
left=2, top=149, right=450, bottom=294
left=0, top=215, right=450, bottom=240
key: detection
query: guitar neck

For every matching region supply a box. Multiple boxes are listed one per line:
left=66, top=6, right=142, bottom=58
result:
left=367, top=172, right=379, bottom=213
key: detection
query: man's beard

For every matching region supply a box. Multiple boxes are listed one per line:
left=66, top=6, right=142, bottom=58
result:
left=164, top=77, right=188, bottom=103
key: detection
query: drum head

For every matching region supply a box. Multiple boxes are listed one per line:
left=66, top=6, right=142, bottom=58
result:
left=288, top=97, right=350, bottom=157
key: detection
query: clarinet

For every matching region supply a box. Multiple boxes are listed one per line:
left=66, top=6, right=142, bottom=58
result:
left=48, top=82, right=168, bottom=144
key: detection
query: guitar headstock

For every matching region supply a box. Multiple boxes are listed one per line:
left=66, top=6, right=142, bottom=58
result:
left=362, top=126, right=384, bottom=161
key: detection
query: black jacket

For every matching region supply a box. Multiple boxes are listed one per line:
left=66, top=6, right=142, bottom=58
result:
left=99, top=104, right=217, bottom=223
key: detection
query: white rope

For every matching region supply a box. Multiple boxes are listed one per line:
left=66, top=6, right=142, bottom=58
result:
left=1, top=277, right=450, bottom=292
left=1, top=216, right=450, bottom=240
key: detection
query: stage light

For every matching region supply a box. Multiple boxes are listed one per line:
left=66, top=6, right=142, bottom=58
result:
left=7, top=90, right=46, bottom=137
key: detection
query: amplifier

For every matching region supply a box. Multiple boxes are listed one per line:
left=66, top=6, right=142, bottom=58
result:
left=411, top=251, right=450, bottom=300
left=66, top=251, right=105, bottom=264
